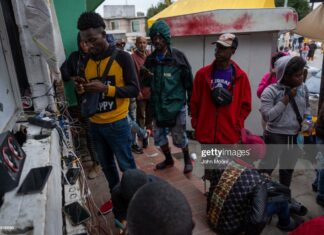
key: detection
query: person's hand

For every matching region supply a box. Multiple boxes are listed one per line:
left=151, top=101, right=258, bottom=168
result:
left=72, top=76, right=87, bottom=94
left=261, top=172, right=272, bottom=181
left=72, top=76, right=86, bottom=84
left=140, top=66, right=153, bottom=78
left=282, top=87, right=297, bottom=105
left=83, top=80, right=107, bottom=93
left=290, top=87, right=297, bottom=98
left=141, top=87, right=151, bottom=99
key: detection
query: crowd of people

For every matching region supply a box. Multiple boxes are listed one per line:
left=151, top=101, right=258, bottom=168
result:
left=60, top=12, right=324, bottom=235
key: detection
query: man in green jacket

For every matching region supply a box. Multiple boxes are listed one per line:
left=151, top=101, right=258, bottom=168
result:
left=142, top=20, right=193, bottom=173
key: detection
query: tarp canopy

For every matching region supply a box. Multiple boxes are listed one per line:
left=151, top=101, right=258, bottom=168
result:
left=148, top=0, right=275, bottom=27
left=25, top=0, right=65, bottom=74
left=295, top=3, right=324, bottom=41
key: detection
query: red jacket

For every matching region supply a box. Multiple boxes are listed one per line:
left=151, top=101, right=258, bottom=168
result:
left=190, top=60, right=251, bottom=144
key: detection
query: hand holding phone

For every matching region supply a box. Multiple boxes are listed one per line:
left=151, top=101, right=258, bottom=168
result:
left=83, top=80, right=107, bottom=93
left=72, top=76, right=87, bottom=84
left=73, top=76, right=87, bottom=94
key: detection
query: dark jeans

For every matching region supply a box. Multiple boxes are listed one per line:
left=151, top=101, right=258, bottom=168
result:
left=266, top=201, right=290, bottom=226
left=128, top=115, right=147, bottom=145
left=259, top=131, right=299, bottom=187
left=90, top=117, right=136, bottom=192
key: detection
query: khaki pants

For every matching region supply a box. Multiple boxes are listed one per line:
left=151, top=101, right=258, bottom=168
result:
left=136, top=99, right=153, bottom=130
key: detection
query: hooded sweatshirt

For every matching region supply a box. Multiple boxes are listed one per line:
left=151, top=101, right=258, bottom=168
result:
left=260, top=56, right=310, bottom=135
left=142, top=20, right=193, bottom=122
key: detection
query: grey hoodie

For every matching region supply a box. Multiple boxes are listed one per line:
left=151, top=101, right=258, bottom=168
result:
left=260, top=56, right=310, bottom=135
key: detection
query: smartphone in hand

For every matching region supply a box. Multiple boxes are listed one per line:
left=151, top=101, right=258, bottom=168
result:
left=72, top=76, right=87, bottom=84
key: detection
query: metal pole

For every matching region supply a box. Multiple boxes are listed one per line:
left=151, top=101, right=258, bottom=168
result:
left=284, top=0, right=288, bottom=7
left=317, top=3, right=324, bottom=114
left=319, top=54, right=324, bottom=114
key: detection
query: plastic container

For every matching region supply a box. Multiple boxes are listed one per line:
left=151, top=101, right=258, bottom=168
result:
left=302, top=115, right=313, bottom=135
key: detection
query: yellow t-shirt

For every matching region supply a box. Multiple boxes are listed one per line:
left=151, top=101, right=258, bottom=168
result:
left=84, top=49, right=139, bottom=124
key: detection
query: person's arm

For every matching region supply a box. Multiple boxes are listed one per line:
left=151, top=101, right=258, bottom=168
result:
left=60, top=52, right=78, bottom=81
left=139, top=55, right=155, bottom=88
left=190, top=70, right=202, bottom=129
left=238, top=74, right=252, bottom=129
left=60, top=60, right=70, bottom=81
left=180, top=53, right=193, bottom=105
left=113, top=52, right=139, bottom=98
left=245, top=183, right=267, bottom=235
left=260, top=86, right=292, bottom=122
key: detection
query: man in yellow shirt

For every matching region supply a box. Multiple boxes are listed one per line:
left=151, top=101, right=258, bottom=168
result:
left=76, top=12, right=139, bottom=214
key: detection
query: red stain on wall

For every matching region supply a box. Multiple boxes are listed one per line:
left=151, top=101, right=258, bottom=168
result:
left=165, top=13, right=253, bottom=36
left=233, top=13, right=253, bottom=30
left=283, top=12, right=298, bottom=23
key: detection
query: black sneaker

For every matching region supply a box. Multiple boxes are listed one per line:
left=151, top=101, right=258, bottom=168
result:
left=289, top=199, right=308, bottom=216
left=155, top=159, right=174, bottom=170
left=131, top=144, right=143, bottom=154
left=183, top=161, right=193, bottom=174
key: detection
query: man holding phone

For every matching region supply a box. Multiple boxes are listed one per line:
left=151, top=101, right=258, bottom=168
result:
left=75, top=12, right=139, bottom=215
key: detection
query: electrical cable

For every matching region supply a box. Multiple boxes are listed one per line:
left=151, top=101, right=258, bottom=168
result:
left=55, top=125, right=110, bottom=230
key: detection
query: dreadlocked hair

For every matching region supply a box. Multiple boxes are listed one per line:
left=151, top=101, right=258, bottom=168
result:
left=77, top=12, right=105, bottom=31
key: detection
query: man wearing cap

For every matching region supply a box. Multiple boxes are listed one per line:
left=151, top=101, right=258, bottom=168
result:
left=190, top=33, right=252, bottom=144
left=141, top=20, right=193, bottom=173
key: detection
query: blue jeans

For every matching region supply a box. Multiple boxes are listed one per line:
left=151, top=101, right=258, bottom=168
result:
left=128, top=99, right=146, bottom=145
left=314, top=137, right=324, bottom=201
left=90, top=117, right=136, bottom=192
left=266, top=201, right=290, bottom=226
left=127, top=115, right=147, bottom=145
